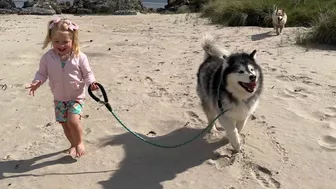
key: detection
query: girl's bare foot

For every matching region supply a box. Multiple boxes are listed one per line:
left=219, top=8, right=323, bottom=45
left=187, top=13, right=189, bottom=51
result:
left=64, top=146, right=76, bottom=155
left=75, top=143, right=85, bottom=158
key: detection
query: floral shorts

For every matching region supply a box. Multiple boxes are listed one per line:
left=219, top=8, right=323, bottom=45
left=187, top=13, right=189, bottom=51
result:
left=54, top=100, right=84, bottom=123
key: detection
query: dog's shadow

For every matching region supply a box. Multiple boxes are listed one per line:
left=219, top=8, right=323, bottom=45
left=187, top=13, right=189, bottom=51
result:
left=98, top=125, right=230, bottom=189
left=251, top=31, right=276, bottom=41
left=0, top=151, right=77, bottom=180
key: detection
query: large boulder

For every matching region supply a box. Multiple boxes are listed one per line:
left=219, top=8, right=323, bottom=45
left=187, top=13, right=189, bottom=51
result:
left=164, top=0, right=208, bottom=13
left=18, top=7, right=56, bottom=15
left=0, top=0, right=15, bottom=8
left=70, top=0, right=145, bottom=15
left=21, top=0, right=61, bottom=14
left=0, top=0, right=19, bottom=14
left=57, top=1, right=72, bottom=14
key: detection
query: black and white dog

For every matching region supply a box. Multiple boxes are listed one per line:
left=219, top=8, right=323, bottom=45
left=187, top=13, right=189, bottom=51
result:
left=196, top=34, right=263, bottom=152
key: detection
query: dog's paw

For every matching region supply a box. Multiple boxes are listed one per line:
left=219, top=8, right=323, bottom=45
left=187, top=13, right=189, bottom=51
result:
left=231, top=141, right=242, bottom=152
left=205, top=127, right=225, bottom=142
left=209, top=129, right=220, bottom=138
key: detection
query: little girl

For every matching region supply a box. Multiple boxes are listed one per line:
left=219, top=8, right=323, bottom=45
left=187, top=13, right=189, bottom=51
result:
left=26, top=17, right=99, bottom=158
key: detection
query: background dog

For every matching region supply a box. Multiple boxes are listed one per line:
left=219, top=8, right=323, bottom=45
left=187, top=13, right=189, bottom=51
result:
left=196, top=34, right=263, bottom=152
left=272, top=5, right=287, bottom=35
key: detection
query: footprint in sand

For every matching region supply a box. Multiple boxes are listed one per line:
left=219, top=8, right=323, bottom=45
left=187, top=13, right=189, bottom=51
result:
left=257, top=117, right=289, bottom=162
left=318, top=122, right=336, bottom=150
left=144, top=76, right=154, bottom=85
left=147, top=87, right=168, bottom=98
left=261, top=64, right=279, bottom=73
left=144, top=76, right=169, bottom=98
left=312, top=107, right=336, bottom=121
left=318, top=133, right=336, bottom=150
left=247, top=163, right=281, bottom=189
left=276, top=88, right=309, bottom=99
left=185, top=111, right=204, bottom=124
left=181, top=98, right=196, bottom=109
left=323, top=107, right=336, bottom=117
left=276, top=74, right=321, bottom=86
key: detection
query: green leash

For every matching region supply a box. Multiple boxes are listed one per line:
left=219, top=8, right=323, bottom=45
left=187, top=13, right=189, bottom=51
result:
left=88, top=82, right=226, bottom=148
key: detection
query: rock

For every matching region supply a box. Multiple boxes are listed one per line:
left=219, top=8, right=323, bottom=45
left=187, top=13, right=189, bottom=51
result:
left=22, top=0, right=34, bottom=8
left=18, top=7, right=55, bottom=15
left=70, top=0, right=144, bottom=15
left=0, top=0, right=15, bottom=9
left=0, top=8, right=18, bottom=14
left=22, top=0, right=61, bottom=14
left=58, top=1, right=72, bottom=14
left=0, top=0, right=18, bottom=14
left=113, top=9, right=137, bottom=15
left=163, top=0, right=208, bottom=13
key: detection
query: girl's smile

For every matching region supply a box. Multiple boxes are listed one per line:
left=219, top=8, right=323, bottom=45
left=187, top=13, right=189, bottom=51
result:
left=51, top=31, right=73, bottom=56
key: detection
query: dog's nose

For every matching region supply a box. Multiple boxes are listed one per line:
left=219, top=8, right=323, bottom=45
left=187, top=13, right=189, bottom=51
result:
left=249, top=75, right=256, bottom=81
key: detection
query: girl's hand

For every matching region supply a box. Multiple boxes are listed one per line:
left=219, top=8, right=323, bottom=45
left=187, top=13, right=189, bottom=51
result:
left=25, top=80, right=42, bottom=96
left=90, top=82, right=99, bottom=91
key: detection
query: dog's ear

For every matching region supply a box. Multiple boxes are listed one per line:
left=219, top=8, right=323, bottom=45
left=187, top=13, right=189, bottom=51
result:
left=250, top=50, right=257, bottom=59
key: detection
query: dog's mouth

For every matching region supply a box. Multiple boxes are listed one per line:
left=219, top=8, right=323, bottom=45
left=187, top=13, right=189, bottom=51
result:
left=238, top=81, right=257, bottom=93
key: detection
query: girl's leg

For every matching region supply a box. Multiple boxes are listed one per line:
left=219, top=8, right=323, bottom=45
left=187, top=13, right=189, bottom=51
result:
left=67, top=113, right=85, bottom=157
left=61, top=122, right=76, bottom=154
left=54, top=100, right=76, bottom=154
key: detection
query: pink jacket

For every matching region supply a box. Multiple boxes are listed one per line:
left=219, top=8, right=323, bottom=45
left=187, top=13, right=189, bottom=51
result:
left=34, top=49, right=96, bottom=102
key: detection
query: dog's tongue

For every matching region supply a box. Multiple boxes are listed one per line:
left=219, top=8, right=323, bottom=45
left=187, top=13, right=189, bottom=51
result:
left=247, top=82, right=256, bottom=88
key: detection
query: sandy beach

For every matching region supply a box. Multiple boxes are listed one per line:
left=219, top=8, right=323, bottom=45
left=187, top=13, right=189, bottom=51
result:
left=0, top=13, right=336, bottom=189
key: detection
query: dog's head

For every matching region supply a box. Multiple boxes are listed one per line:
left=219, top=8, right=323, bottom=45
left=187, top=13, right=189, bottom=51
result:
left=224, top=50, right=263, bottom=100
left=275, top=8, right=285, bottom=23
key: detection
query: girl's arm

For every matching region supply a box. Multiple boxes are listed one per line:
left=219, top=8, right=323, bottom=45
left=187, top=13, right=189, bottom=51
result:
left=79, top=53, right=96, bottom=86
left=33, top=55, right=48, bottom=85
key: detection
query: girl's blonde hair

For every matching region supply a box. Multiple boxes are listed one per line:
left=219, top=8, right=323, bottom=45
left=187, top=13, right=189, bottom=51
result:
left=42, top=17, right=80, bottom=56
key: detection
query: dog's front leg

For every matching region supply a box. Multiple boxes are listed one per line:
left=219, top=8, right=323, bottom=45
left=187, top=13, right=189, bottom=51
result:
left=218, top=116, right=241, bottom=152
left=275, top=25, right=280, bottom=35
left=202, top=105, right=220, bottom=134
left=279, top=25, right=284, bottom=35
left=236, top=117, right=248, bottom=133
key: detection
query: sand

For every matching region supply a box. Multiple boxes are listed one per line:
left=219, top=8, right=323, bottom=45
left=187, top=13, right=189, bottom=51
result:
left=0, top=13, right=335, bottom=189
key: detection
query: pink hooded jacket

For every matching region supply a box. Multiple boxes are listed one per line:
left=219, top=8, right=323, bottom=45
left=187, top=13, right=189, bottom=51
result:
left=33, top=49, right=96, bottom=102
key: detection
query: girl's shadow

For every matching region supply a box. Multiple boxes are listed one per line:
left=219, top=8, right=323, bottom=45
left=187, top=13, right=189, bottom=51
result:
left=0, top=150, right=76, bottom=180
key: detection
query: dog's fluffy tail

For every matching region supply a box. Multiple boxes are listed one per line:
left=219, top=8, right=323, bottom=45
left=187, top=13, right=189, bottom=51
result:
left=201, top=33, right=230, bottom=61
left=273, top=4, right=278, bottom=12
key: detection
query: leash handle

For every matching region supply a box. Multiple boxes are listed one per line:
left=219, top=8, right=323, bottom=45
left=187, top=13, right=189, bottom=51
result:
left=88, top=82, right=108, bottom=103
left=88, top=82, right=112, bottom=112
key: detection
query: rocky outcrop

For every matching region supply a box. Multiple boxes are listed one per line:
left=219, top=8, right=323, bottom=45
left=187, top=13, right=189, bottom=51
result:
left=0, top=0, right=18, bottom=14
left=58, top=1, right=72, bottom=14
left=21, top=0, right=60, bottom=14
left=70, top=0, right=145, bottom=15
left=0, top=0, right=61, bottom=15
left=0, top=0, right=145, bottom=15
left=162, top=0, right=208, bottom=13
left=0, top=0, right=15, bottom=8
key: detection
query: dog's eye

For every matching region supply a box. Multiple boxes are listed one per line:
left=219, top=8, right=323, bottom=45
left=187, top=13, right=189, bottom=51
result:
left=238, top=70, right=244, bottom=74
left=250, top=68, right=254, bottom=72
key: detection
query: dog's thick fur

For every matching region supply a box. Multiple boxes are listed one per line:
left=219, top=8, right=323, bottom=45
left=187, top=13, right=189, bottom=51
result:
left=272, top=4, right=287, bottom=35
left=196, top=34, right=263, bottom=152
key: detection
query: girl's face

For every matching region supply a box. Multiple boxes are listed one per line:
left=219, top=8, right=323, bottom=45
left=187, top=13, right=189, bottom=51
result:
left=51, top=31, right=73, bottom=56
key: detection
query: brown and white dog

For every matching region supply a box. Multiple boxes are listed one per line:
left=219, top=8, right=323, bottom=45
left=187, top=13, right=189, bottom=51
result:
left=272, top=5, right=287, bottom=35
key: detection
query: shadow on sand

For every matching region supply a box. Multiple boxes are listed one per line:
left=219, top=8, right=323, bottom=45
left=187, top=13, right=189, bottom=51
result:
left=0, top=151, right=76, bottom=180
left=98, top=124, right=230, bottom=189
left=0, top=150, right=116, bottom=180
left=251, top=31, right=276, bottom=41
